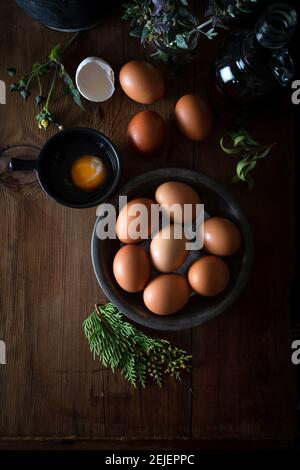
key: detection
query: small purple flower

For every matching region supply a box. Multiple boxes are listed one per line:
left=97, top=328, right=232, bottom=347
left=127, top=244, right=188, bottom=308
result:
left=153, top=18, right=170, bottom=34
left=152, top=0, right=173, bottom=16
left=152, top=0, right=165, bottom=15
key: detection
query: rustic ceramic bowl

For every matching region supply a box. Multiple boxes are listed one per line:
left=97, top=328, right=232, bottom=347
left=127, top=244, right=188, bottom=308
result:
left=91, top=168, right=254, bottom=331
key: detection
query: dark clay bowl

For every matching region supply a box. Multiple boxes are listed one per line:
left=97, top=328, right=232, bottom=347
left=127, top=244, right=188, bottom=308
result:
left=91, top=168, right=254, bottom=331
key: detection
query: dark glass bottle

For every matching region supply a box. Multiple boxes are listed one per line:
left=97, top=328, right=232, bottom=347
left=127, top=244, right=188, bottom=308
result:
left=210, top=2, right=297, bottom=123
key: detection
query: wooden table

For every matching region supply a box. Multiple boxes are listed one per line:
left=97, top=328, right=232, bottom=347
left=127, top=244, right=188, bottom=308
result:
left=0, top=1, right=297, bottom=450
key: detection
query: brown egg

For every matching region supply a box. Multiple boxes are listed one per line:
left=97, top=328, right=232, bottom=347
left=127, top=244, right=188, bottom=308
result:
left=155, top=181, right=201, bottom=224
left=119, top=60, right=165, bottom=104
left=188, top=255, right=230, bottom=296
left=204, top=217, right=242, bottom=256
left=175, top=94, right=213, bottom=141
left=127, top=110, right=166, bottom=154
left=113, top=245, right=151, bottom=293
left=116, top=197, right=156, bottom=244
left=143, top=274, right=190, bottom=315
left=150, top=224, right=187, bottom=273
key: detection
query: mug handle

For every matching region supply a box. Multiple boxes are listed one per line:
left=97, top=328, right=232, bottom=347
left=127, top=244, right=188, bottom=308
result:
left=9, top=158, right=38, bottom=172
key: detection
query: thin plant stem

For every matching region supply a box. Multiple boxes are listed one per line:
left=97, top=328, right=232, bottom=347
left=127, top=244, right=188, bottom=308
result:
left=61, top=32, right=79, bottom=53
left=26, top=61, right=51, bottom=80
left=25, top=75, right=34, bottom=90
left=20, top=33, right=78, bottom=88
left=37, top=74, right=42, bottom=96
left=188, top=18, right=215, bottom=39
left=45, top=71, right=57, bottom=110
left=194, top=18, right=214, bottom=31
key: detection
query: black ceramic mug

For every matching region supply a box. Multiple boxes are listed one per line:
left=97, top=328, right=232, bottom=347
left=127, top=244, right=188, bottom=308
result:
left=9, top=128, right=122, bottom=208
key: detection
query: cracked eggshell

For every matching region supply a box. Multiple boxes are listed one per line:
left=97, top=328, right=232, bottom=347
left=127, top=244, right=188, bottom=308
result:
left=76, top=57, right=115, bottom=102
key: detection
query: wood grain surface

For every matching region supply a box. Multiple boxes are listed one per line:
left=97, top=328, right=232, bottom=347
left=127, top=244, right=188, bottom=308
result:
left=0, top=1, right=297, bottom=446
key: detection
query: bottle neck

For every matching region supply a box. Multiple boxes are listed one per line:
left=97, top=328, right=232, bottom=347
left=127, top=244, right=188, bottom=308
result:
left=255, top=2, right=297, bottom=49
left=242, top=3, right=297, bottom=71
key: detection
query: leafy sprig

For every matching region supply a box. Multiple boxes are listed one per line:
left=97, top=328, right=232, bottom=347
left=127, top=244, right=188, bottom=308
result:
left=123, top=0, right=217, bottom=56
left=123, top=0, right=257, bottom=58
left=220, top=128, right=275, bottom=189
left=83, top=303, right=192, bottom=387
left=7, top=33, right=83, bottom=131
left=206, top=0, right=258, bottom=26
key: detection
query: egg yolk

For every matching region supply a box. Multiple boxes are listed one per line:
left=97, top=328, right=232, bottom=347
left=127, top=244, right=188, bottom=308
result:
left=71, top=155, right=107, bottom=191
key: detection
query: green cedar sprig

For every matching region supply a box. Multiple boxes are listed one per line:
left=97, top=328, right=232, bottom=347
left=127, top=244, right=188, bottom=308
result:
left=83, top=303, right=192, bottom=388
left=220, top=128, right=276, bottom=189
left=7, top=33, right=84, bottom=131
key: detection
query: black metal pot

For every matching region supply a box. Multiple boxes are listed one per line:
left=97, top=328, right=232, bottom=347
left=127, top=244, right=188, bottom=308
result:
left=16, top=0, right=121, bottom=31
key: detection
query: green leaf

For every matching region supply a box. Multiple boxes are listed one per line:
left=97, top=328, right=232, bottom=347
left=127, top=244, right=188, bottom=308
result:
left=151, top=49, right=169, bottom=63
left=35, top=95, right=44, bottom=106
left=141, top=26, right=150, bottom=44
left=220, top=136, right=240, bottom=154
left=19, top=79, right=27, bottom=89
left=233, top=134, right=247, bottom=147
left=31, top=62, right=41, bottom=73
left=206, top=28, right=218, bottom=39
left=7, top=67, right=16, bottom=77
left=175, top=33, right=189, bottom=49
left=49, top=43, right=62, bottom=62
left=236, top=159, right=256, bottom=181
left=221, top=127, right=275, bottom=189
left=10, top=83, right=19, bottom=92
left=235, top=161, right=244, bottom=180
left=240, top=128, right=259, bottom=146
left=58, top=63, right=85, bottom=111
left=253, top=147, right=272, bottom=160
left=129, top=26, right=143, bottom=38
left=20, top=89, right=30, bottom=101
left=39, top=64, right=52, bottom=76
